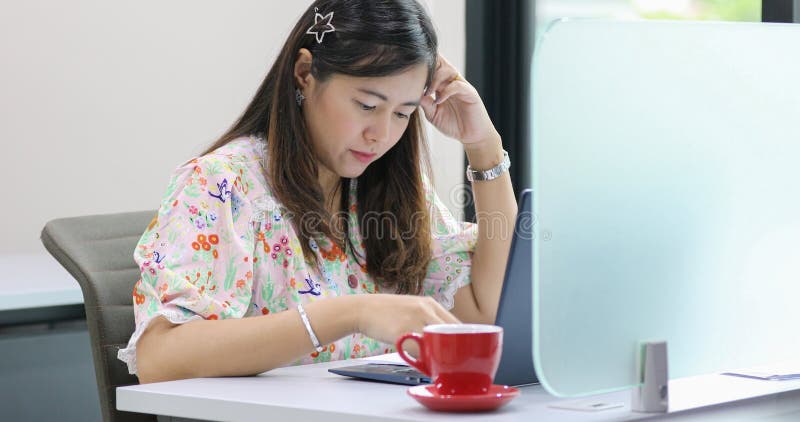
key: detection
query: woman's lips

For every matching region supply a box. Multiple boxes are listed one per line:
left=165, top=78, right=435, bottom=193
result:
left=351, top=150, right=377, bottom=163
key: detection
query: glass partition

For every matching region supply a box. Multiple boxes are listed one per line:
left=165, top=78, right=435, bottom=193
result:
left=532, top=18, right=800, bottom=397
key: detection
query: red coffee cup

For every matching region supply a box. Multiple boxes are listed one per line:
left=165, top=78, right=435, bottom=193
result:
left=396, top=324, right=503, bottom=396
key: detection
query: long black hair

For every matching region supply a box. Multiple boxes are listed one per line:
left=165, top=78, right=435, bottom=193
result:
left=203, top=0, right=439, bottom=294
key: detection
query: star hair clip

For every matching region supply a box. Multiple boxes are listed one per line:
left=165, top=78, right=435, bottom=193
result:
left=306, top=7, right=335, bottom=44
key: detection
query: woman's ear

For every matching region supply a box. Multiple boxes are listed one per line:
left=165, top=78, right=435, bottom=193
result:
left=294, top=48, right=314, bottom=89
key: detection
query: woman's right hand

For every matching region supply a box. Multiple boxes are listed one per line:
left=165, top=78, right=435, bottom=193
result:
left=354, top=294, right=461, bottom=352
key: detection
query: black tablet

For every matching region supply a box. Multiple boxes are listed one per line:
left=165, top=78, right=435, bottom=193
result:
left=328, top=363, right=431, bottom=386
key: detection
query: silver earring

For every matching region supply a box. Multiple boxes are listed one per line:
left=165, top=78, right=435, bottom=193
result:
left=295, top=88, right=306, bottom=107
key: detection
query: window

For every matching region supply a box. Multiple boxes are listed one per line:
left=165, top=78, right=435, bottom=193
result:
left=537, top=0, right=761, bottom=38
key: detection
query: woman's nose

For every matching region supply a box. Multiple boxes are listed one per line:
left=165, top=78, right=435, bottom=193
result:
left=365, top=114, right=392, bottom=144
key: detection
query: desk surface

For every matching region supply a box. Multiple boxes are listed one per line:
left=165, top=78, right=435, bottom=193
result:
left=117, top=354, right=800, bottom=422
left=0, top=254, right=83, bottom=311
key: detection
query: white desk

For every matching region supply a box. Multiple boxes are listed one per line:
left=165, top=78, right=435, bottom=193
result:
left=117, top=355, right=800, bottom=422
left=0, top=253, right=83, bottom=311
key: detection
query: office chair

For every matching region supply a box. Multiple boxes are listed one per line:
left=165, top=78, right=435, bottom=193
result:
left=41, top=211, right=158, bottom=422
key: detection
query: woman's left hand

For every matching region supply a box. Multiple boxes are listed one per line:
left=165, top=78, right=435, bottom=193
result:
left=419, top=54, right=499, bottom=147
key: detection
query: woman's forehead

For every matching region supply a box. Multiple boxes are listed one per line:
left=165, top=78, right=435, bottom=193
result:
left=329, top=66, right=428, bottom=97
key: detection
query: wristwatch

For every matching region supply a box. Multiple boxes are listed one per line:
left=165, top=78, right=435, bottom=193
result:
left=466, top=150, right=511, bottom=182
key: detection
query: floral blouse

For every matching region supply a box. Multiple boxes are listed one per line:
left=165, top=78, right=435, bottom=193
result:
left=118, top=136, right=478, bottom=375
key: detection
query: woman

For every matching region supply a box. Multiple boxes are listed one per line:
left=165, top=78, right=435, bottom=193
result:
left=119, top=0, right=517, bottom=384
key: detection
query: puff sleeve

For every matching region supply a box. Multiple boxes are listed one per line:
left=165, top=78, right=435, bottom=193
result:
left=421, top=181, right=479, bottom=310
left=117, top=155, right=257, bottom=375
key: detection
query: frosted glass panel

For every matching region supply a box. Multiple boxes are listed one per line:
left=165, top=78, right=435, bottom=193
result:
left=532, top=19, right=800, bottom=397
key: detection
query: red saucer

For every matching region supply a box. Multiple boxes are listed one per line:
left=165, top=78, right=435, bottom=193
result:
left=407, top=384, right=520, bottom=412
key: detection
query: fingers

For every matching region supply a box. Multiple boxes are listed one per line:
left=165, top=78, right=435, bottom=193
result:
left=400, top=339, right=421, bottom=358
left=426, top=71, right=459, bottom=98
left=424, top=297, right=462, bottom=325
left=425, top=54, right=462, bottom=98
left=433, top=78, right=470, bottom=106
left=433, top=303, right=462, bottom=325
left=419, top=78, right=471, bottom=123
left=419, top=95, right=436, bottom=121
left=375, top=296, right=463, bottom=344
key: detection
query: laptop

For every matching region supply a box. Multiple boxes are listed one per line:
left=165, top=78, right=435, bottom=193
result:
left=329, top=189, right=538, bottom=387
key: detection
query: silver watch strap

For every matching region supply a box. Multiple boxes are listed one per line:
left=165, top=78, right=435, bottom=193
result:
left=466, top=150, right=510, bottom=182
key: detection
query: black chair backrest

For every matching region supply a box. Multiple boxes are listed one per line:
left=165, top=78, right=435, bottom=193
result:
left=41, top=211, right=157, bottom=422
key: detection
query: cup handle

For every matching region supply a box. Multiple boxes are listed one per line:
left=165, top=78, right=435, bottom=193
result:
left=396, top=333, right=429, bottom=376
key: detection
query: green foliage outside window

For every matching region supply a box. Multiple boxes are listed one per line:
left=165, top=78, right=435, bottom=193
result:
left=633, top=0, right=761, bottom=22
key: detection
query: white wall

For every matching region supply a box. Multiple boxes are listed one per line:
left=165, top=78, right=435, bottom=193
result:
left=426, top=0, right=468, bottom=222
left=0, top=0, right=466, bottom=254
